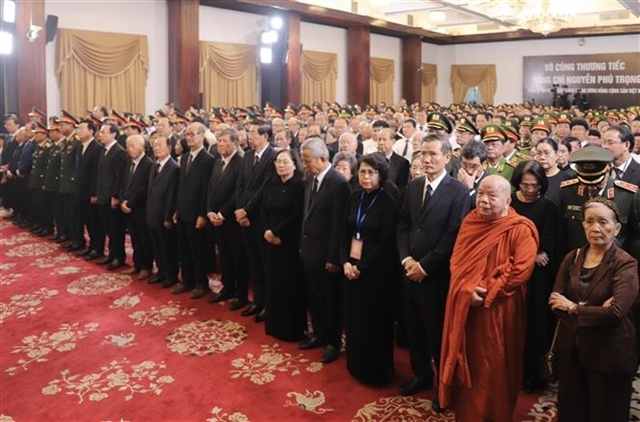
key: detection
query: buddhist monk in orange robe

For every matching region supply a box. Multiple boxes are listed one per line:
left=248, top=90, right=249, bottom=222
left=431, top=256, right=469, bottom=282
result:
left=439, top=175, right=538, bottom=422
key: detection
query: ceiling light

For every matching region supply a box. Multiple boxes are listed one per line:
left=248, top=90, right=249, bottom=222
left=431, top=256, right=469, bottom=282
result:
left=0, top=31, right=13, bottom=55
left=270, top=16, right=283, bottom=30
left=474, top=0, right=526, bottom=21
left=261, top=30, right=278, bottom=44
left=260, top=47, right=272, bottom=64
left=3, top=0, right=16, bottom=23
left=429, top=11, right=446, bottom=24
left=518, top=0, right=574, bottom=35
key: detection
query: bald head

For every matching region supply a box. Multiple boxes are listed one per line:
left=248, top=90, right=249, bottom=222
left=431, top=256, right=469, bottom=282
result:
left=476, top=175, right=512, bottom=219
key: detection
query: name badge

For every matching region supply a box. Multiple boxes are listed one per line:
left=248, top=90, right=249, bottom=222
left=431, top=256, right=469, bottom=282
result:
left=350, top=238, right=363, bottom=260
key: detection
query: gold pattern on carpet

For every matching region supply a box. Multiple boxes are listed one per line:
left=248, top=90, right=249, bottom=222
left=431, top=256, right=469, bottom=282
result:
left=102, top=333, right=138, bottom=348
left=166, top=319, right=247, bottom=356
left=5, top=322, right=99, bottom=376
left=0, top=287, right=59, bottom=323
left=0, top=232, right=31, bottom=245
left=32, top=254, right=72, bottom=268
left=284, top=389, right=333, bottom=414
left=0, top=415, right=16, bottom=422
left=0, top=272, right=22, bottom=286
left=110, top=293, right=143, bottom=309
left=41, top=358, right=174, bottom=403
left=5, top=242, right=57, bottom=257
left=207, top=407, right=250, bottom=422
left=128, top=300, right=195, bottom=326
left=230, top=343, right=323, bottom=385
left=67, top=273, right=133, bottom=295
left=352, top=396, right=455, bottom=421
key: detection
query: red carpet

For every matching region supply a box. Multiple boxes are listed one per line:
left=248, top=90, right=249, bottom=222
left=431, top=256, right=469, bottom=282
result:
left=1, top=220, right=637, bottom=421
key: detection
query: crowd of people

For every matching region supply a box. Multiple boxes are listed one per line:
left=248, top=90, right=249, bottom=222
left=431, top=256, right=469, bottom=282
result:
left=2, top=99, right=640, bottom=421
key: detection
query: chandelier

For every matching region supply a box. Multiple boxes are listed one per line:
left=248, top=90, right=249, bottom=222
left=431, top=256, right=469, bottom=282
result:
left=518, top=0, right=575, bottom=36
left=474, top=0, right=527, bottom=21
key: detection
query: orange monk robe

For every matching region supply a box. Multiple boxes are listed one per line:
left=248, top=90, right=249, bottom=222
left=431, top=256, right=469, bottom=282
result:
left=439, top=208, right=538, bottom=422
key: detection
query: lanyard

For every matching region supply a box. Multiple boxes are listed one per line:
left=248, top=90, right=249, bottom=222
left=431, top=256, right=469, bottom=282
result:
left=355, top=189, right=382, bottom=239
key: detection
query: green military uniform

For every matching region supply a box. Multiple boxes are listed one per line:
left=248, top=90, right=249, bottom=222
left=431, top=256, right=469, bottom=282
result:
left=28, top=136, right=52, bottom=233
left=58, top=136, right=79, bottom=240
left=43, top=138, right=66, bottom=236
left=516, top=145, right=533, bottom=157
left=485, top=157, right=515, bottom=181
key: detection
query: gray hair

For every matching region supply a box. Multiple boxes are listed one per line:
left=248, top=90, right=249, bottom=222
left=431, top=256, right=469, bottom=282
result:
left=301, top=137, right=329, bottom=160
left=423, top=133, right=452, bottom=155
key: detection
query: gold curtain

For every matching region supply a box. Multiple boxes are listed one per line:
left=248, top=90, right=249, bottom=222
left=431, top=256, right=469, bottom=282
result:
left=420, top=63, right=437, bottom=104
left=370, top=57, right=394, bottom=104
left=199, top=41, right=257, bottom=109
left=56, top=28, right=148, bottom=116
left=450, top=64, right=497, bottom=104
left=301, top=50, right=337, bottom=104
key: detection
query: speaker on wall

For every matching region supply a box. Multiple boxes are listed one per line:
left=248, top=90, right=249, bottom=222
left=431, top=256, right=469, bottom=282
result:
left=46, top=15, right=58, bottom=44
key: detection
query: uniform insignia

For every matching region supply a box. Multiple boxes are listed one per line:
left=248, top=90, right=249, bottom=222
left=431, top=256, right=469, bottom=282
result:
left=577, top=185, right=584, bottom=196
left=560, top=178, right=579, bottom=188
left=607, top=187, right=614, bottom=199
left=567, top=205, right=582, bottom=212
left=506, top=158, right=518, bottom=167
left=516, top=152, right=529, bottom=159
left=614, top=180, right=638, bottom=192
left=498, top=165, right=504, bottom=172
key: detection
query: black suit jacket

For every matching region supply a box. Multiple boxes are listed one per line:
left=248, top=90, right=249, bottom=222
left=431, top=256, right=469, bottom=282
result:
left=121, top=155, right=153, bottom=211
left=207, top=152, right=243, bottom=219
left=146, top=158, right=179, bottom=228
left=75, top=139, right=103, bottom=200
left=235, top=145, right=277, bottom=219
left=397, top=173, right=471, bottom=278
left=388, top=152, right=410, bottom=190
left=300, top=167, right=351, bottom=272
left=621, top=158, right=640, bottom=187
left=176, top=149, right=215, bottom=222
left=96, top=142, right=128, bottom=205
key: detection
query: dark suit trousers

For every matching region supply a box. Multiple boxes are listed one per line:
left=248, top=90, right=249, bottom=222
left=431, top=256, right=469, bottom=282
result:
left=148, top=225, right=178, bottom=283
left=99, top=203, right=126, bottom=262
left=215, top=220, right=248, bottom=298
left=31, top=187, right=51, bottom=228
left=241, top=224, right=266, bottom=307
left=404, top=276, right=448, bottom=382
left=305, top=270, right=343, bottom=348
left=12, top=178, right=30, bottom=217
left=43, top=191, right=58, bottom=231
left=127, top=209, right=152, bottom=270
left=75, top=200, right=103, bottom=251
left=59, top=193, right=75, bottom=237
left=177, top=219, right=209, bottom=290
left=557, top=353, right=633, bottom=422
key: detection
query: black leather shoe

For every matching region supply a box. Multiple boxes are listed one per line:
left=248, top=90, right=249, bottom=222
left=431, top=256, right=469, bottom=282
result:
left=84, top=250, right=102, bottom=261
left=75, top=247, right=92, bottom=257
left=49, top=233, right=62, bottom=241
left=190, top=286, right=209, bottom=299
left=96, top=256, right=112, bottom=265
left=241, top=304, right=261, bottom=317
left=37, top=229, right=53, bottom=237
left=254, top=309, right=266, bottom=322
left=66, top=243, right=84, bottom=252
left=321, top=345, right=340, bottom=364
left=431, top=395, right=444, bottom=413
left=148, top=274, right=164, bottom=284
left=160, top=279, right=177, bottom=288
left=29, top=224, right=41, bottom=232
left=229, top=298, right=248, bottom=311
left=399, top=377, right=433, bottom=396
left=107, top=260, right=124, bottom=271
left=298, top=337, right=326, bottom=350
left=55, top=235, right=69, bottom=243
left=172, top=284, right=191, bottom=294
left=208, top=291, right=234, bottom=304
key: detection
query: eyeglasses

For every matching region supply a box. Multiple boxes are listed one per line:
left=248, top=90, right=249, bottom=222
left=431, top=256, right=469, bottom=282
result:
left=358, top=169, right=379, bottom=177
left=519, top=183, right=541, bottom=191
left=185, top=131, right=202, bottom=137
left=462, top=162, right=482, bottom=170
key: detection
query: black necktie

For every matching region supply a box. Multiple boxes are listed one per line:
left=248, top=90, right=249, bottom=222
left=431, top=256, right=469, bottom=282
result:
left=422, top=184, right=433, bottom=212
left=130, top=162, right=135, bottom=175
left=156, top=162, right=161, bottom=174
left=309, top=177, right=318, bottom=206
left=611, top=167, right=622, bottom=180
left=402, top=139, right=409, bottom=157
left=186, top=154, right=193, bottom=173
left=253, top=154, right=259, bottom=167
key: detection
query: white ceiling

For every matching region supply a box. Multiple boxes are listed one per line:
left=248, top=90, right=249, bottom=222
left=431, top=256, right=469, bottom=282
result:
left=296, top=0, right=640, bottom=36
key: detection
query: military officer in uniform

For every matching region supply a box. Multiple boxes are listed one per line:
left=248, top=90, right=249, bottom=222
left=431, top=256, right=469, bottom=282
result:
left=560, top=146, right=637, bottom=254
left=28, top=122, right=53, bottom=236
left=481, top=124, right=516, bottom=182
left=517, top=115, right=534, bottom=155
left=453, top=117, right=479, bottom=153
left=502, top=122, right=527, bottom=167
left=427, top=112, right=459, bottom=177
left=43, top=120, right=66, bottom=240
left=57, top=111, right=80, bottom=245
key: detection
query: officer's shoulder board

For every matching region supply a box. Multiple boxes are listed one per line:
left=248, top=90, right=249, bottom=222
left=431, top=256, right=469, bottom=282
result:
left=516, top=152, right=529, bottom=160
left=506, top=159, right=518, bottom=168
left=560, top=178, right=579, bottom=188
left=614, top=180, right=638, bottom=193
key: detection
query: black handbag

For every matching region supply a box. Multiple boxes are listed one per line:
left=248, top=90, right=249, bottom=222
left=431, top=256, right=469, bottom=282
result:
left=540, top=320, right=560, bottom=384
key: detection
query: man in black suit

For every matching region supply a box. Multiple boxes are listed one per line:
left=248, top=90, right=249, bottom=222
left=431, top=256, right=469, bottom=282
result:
left=72, top=119, right=104, bottom=259
left=172, top=122, right=215, bottom=299
left=396, top=134, right=472, bottom=408
left=234, top=123, right=277, bottom=321
left=207, top=128, right=247, bottom=304
left=456, top=140, right=488, bottom=208
left=299, top=137, right=351, bottom=364
left=604, top=125, right=640, bottom=186
left=146, top=135, right=180, bottom=288
left=94, top=123, right=129, bottom=270
left=120, top=134, right=153, bottom=279
left=377, top=128, right=410, bottom=190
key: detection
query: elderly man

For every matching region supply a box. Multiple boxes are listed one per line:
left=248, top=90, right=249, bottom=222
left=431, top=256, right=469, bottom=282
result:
left=338, top=132, right=359, bottom=156
left=439, top=175, right=538, bottom=421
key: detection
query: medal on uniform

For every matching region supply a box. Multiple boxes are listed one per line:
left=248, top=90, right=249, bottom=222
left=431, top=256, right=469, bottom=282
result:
left=607, top=187, right=614, bottom=199
left=578, top=185, right=584, bottom=196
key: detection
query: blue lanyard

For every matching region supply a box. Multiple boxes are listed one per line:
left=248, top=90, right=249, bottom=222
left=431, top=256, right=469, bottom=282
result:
left=355, top=189, right=382, bottom=239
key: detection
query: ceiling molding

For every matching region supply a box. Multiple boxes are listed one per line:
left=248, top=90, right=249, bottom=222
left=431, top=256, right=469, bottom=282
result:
left=201, top=0, right=640, bottom=45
